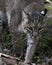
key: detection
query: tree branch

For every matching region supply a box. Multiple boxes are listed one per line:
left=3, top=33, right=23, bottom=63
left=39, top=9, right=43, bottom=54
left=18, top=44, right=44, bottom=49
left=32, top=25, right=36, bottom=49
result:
left=0, top=53, right=21, bottom=60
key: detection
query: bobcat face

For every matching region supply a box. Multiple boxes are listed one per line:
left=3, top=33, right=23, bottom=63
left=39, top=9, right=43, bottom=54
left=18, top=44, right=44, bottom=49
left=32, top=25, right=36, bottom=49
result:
left=20, top=10, right=45, bottom=37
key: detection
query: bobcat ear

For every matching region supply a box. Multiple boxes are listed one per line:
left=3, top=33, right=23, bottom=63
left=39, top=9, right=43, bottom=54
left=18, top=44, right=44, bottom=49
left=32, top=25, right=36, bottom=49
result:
left=40, top=9, right=47, bottom=16
left=22, top=11, right=28, bottom=18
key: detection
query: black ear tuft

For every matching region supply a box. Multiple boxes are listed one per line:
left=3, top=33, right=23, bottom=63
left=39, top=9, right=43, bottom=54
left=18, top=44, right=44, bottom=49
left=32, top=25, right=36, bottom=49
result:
left=44, top=8, right=47, bottom=15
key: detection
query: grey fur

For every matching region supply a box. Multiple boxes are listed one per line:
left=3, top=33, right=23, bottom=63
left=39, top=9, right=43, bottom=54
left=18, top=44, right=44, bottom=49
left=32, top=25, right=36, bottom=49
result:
left=0, top=0, right=45, bottom=64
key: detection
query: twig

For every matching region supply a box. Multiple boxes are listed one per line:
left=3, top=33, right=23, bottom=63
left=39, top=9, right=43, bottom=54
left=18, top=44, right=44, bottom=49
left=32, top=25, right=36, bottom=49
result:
left=0, top=53, right=21, bottom=60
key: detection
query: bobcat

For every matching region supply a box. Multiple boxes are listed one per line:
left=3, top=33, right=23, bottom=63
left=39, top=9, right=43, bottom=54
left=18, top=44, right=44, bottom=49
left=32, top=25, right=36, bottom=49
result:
left=18, top=2, right=47, bottom=64
left=0, top=0, right=45, bottom=64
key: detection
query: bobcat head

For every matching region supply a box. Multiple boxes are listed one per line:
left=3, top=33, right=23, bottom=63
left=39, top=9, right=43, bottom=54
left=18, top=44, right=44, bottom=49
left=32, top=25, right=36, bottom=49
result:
left=18, top=2, right=47, bottom=38
left=22, top=11, right=45, bottom=36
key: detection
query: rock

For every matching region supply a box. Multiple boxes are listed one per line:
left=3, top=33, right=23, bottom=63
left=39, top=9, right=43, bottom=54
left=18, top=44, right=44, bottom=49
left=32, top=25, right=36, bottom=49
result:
left=18, top=61, right=36, bottom=65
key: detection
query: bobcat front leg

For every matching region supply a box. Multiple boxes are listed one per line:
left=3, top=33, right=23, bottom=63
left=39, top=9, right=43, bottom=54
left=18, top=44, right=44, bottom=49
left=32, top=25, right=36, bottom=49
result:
left=24, top=34, right=37, bottom=64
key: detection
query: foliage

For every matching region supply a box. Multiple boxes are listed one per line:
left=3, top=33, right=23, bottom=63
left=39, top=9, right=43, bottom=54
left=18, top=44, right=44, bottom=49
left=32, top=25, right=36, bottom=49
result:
left=2, top=4, right=52, bottom=63
left=3, top=17, right=52, bottom=61
left=50, top=0, right=52, bottom=1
